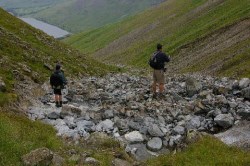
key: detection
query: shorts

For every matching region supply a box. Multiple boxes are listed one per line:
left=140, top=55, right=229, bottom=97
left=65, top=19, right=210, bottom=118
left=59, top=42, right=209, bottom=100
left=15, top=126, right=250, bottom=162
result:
left=54, top=89, right=62, bottom=95
left=153, top=69, right=165, bottom=84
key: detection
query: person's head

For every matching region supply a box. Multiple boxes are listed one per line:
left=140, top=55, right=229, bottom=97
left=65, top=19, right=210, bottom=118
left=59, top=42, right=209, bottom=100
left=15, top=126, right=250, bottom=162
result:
left=56, top=64, right=61, bottom=71
left=157, top=43, right=163, bottom=51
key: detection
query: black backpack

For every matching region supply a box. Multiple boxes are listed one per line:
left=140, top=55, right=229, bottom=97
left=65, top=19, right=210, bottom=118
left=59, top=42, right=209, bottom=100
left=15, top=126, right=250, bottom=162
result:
left=50, top=72, right=63, bottom=87
left=149, top=51, right=160, bottom=69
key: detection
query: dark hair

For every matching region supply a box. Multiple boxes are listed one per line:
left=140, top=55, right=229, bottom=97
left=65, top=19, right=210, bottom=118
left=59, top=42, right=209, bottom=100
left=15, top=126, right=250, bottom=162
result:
left=56, top=64, right=61, bottom=70
left=157, top=43, right=162, bottom=50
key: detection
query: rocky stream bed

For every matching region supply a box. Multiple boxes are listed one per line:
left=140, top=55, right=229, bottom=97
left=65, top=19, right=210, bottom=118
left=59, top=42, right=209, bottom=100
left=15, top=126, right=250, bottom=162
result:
left=26, top=73, right=250, bottom=162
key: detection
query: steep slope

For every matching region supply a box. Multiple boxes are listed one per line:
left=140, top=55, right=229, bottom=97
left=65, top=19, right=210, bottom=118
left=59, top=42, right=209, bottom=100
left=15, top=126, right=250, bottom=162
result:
left=25, top=0, right=165, bottom=33
left=65, top=0, right=250, bottom=77
left=0, top=0, right=65, bottom=15
left=0, top=8, right=117, bottom=106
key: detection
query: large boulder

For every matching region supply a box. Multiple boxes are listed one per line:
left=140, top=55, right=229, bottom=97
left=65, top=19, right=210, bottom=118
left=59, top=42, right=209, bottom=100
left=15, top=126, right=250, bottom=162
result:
left=186, top=77, right=202, bottom=97
left=22, top=148, right=53, bottom=166
left=215, top=121, right=250, bottom=150
left=214, top=114, right=234, bottom=128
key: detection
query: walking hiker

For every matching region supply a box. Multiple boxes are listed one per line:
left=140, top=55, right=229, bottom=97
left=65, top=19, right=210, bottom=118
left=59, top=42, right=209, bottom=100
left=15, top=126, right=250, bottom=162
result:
left=50, top=63, right=67, bottom=107
left=149, top=43, right=170, bottom=98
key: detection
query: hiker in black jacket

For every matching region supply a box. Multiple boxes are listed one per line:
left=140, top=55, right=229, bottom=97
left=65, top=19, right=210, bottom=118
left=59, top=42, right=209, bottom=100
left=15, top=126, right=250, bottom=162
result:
left=150, top=43, right=170, bottom=98
left=50, top=64, right=67, bottom=107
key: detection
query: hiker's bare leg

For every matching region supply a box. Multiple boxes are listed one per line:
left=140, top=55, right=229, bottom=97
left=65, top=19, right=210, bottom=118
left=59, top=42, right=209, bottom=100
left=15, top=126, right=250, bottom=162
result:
left=59, top=95, right=62, bottom=102
left=55, top=95, right=59, bottom=102
left=159, top=83, right=164, bottom=93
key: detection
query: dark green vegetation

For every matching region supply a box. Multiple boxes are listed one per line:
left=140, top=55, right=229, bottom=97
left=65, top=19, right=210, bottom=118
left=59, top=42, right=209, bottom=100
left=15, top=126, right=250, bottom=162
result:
left=0, top=0, right=165, bottom=33
left=0, top=111, right=62, bottom=165
left=147, top=136, right=250, bottom=166
left=0, top=111, right=130, bottom=165
left=65, top=0, right=250, bottom=78
left=0, top=8, right=119, bottom=106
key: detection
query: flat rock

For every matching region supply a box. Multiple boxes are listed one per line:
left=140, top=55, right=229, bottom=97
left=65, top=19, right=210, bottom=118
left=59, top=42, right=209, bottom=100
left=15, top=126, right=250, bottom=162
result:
left=173, top=125, right=185, bottom=135
left=215, top=121, right=250, bottom=150
left=146, top=137, right=162, bottom=152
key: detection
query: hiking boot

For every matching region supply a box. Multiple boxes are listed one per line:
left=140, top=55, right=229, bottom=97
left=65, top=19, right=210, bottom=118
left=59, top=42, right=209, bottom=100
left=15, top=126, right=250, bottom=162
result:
left=55, top=101, right=60, bottom=108
left=59, top=101, right=63, bottom=107
left=152, top=93, right=157, bottom=99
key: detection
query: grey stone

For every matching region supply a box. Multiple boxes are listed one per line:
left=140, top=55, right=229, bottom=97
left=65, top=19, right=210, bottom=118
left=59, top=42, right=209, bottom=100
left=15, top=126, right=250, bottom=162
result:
left=47, top=112, right=60, bottom=120
left=76, top=120, right=95, bottom=132
left=146, top=137, right=163, bottom=152
left=96, top=119, right=114, bottom=132
left=125, top=144, right=153, bottom=161
left=173, top=126, right=185, bottom=135
left=237, top=108, right=250, bottom=120
left=186, top=77, right=202, bottom=97
left=242, top=87, right=250, bottom=99
left=85, top=157, right=100, bottom=165
left=61, top=104, right=82, bottom=118
left=22, top=148, right=53, bottom=166
left=125, top=131, right=144, bottom=143
left=214, top=114, right=234, bottom=128
left=64, top=116, right=76, bottom=129
left=239, top=78, right=250, bottom=89
left=103, top=109, right=114, bottom=119
left=185, top=116, right=201, bottom=130
left=148, top=124, right=164, bottom=137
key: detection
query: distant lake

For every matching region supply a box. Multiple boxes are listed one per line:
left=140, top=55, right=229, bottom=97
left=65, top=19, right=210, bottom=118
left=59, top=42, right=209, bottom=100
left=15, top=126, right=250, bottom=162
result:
left=20, top=18, right=70, bottom=39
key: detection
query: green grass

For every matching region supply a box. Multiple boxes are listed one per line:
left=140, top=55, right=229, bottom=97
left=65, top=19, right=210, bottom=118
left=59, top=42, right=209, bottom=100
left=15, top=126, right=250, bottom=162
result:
left=0, top=110, right=132, bottom=166
left=146, top=136, right=250, bottom=166
left=0, top=110, right=63, bottom=165
left=65, top=0, right=250, bottom=78
left=0, top=8, right=120, bottom=105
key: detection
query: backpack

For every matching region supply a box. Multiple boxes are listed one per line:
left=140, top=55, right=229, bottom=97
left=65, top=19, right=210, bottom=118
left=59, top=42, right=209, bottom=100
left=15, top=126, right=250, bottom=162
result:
left=50, top=72, right=64, bottom=88
left=149, top=51, right=160, bottom=69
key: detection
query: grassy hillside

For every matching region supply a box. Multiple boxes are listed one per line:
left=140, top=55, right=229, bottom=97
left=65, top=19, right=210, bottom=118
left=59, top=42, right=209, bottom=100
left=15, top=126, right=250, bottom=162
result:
left=65, top=0, right=250, bottom=78
left=0, top=8, right=118, bottom=106
left=0, top=0, right=65, bottom=16
left=0, top=110, right=131, bottom=165
left=26, top=0, right=165, bottom=33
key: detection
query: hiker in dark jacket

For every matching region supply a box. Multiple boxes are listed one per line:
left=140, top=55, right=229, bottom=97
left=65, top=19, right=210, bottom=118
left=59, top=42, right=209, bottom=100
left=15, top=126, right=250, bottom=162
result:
left=151, top=43, right=170, bottom=98
left=50, top=64, right=67, bottom=107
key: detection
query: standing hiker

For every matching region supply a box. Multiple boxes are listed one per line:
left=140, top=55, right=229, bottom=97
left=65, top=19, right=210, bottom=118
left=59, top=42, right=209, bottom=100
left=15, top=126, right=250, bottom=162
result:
left=50, top=64, right=67, bottom=107
left=149, top=43, right=170, bottom=98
